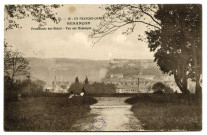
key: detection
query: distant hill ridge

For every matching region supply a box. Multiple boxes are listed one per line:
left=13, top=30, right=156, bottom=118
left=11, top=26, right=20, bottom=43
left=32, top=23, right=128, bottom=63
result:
left=27, top=57, right=109, bottom=83
left=27, top=57, right=155, bottom=83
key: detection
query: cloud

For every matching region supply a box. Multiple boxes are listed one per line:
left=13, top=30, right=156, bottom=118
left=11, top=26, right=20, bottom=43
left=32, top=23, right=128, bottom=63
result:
left=112, top=34, right=127, bottom=43
left=108, top=52, right=112, bottom=58
left=69, top=32, right=91, bottom=48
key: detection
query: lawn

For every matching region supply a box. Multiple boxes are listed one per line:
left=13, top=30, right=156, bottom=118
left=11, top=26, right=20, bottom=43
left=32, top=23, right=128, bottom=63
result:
left=4, top=96, right=97, bottom=131
left=125, top=94, right=202, bottom=131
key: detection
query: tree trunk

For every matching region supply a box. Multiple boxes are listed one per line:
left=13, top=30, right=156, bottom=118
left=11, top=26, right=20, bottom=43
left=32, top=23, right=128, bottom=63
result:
left=174, top=60, right=190, bottom=95
left=182, top=56, right=188, bottom=92
left=192, top=43, right=202, bottom=97
left=174, top=72, right=190, bottom=95
left=195, top=70, right=202, bottom=98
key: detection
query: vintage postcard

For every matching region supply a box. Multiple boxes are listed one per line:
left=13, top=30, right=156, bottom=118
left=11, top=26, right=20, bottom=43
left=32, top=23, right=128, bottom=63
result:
left=3, top=4, right=202, bottom=132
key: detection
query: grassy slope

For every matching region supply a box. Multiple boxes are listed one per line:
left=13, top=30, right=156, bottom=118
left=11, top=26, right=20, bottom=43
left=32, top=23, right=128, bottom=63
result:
left=125, top=94, right=202, bottom=131
left=4, top=96, right=97, bottom=131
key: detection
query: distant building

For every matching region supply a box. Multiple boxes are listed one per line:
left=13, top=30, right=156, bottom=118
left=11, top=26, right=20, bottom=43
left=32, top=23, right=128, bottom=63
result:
left=162, top=75, right=174, bottom=81
left=140, top=60, right=157, bottom=68
left=128, top=63, right=136, bottom=67
left=116, top=84, right=139, bottom=93
left=141, top=60, right=149, bottom=68
left=109, top=59, right=141, bottom=68
left=110, top=74, right=123, bottom=79
left=138, top=75, right=155, bottom=80
left=44, top=81, right=70, bottom=93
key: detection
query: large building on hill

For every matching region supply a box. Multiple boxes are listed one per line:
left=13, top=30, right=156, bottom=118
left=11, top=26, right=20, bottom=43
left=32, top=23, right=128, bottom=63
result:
left=105, top=59, right=181, bottom=93
left=109, top=59, right=157, bottom=69
left=109, top=59, right=141, bottom=68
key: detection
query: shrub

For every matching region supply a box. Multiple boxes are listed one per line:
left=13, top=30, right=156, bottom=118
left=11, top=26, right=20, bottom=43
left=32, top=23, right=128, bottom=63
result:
left=68, top=82, right=116, bottom=95
left=4, top=76, right=19, bottom=102
left=4, top=77, right=47, bottom=101
left=152, top=82, right=174, bottom=94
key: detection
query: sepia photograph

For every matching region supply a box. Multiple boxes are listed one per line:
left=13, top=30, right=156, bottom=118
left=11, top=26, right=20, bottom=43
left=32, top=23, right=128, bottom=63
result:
left=3, top=3, right=202, bottom=132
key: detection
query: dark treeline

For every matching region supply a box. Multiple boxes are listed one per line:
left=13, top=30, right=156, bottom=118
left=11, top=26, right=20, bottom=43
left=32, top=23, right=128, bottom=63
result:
left=68, top=82, right=116, bottom=95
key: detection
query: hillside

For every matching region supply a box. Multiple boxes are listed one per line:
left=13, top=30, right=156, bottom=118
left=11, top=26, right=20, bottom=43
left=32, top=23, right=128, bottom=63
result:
left=27, top=57, right=109, bottom=83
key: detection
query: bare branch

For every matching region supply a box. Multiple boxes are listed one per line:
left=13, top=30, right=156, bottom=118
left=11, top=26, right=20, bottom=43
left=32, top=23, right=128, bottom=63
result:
left=139, top=5, right=161, bottom=27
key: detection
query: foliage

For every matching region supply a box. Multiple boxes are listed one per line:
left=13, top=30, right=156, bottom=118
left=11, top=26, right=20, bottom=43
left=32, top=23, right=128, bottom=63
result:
left=75, top=76, right=79, bottom=83
left=18, top=79, right=46, bottom=96
left=90, top=4, right=161, bottom=45
left=68, top=82, right=116, bottom=95
left=4, top=4, right=62, bottom=30
left=68, top=83, right=84, bottom=94
left=85, top=82, right=116, bottom=94
left=146, top=5, right=202, bottom=94
left=4, top=76, right=46, bottom=101
left=152, top=82, right=174, bottom=94
left=4, top=76, right=18, bottom=101
left=4, top=42, right=30, bottom=83
left=4, top=42, right=30, bottom=101
left=84, top=76, right=89, bottom=84
left=4, top=4, right=62, bottom=101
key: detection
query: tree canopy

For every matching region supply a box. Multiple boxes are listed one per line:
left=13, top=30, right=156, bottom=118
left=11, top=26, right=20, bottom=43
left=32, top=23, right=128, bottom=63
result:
left=4, top=41, right=30, bottom=83
left=84, top=76, right=89, bottom=84
left=146, top=5, right=202, bottom=94
left=75, top=76, right=79, bottom=83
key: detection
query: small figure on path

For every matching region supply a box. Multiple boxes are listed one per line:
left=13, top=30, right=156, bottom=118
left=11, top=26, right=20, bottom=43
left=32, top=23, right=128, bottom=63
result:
left=80, top=87, right=86, bottom=96
left=68, top=91, right=74, bottom=98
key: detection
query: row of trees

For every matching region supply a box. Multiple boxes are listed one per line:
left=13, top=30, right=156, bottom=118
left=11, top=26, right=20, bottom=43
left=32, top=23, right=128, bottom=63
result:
left=90, top=4, right=202, bottom=96
left=69, top=76, right=116, bottom=95
left=75, top=76, right=89, bottom=84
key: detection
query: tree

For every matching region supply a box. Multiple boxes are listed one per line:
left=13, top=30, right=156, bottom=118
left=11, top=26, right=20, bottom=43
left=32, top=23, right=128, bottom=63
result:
left=75, top=76, right=79, bottom=83
left=146, top=5, right=201, bottom=95
left=84, top=76, right=89, bottom=84
left=90, top=4, right=202, bottom=95
left=4, top=41, right=30, bottom=83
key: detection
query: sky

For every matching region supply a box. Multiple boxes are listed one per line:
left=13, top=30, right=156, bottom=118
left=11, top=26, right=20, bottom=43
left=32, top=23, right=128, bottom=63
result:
left=4, top=4, right=154, bottom=60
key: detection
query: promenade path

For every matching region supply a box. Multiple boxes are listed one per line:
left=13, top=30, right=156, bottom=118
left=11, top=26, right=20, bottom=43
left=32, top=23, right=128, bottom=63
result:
left=71, top=97, right=143, bottom=131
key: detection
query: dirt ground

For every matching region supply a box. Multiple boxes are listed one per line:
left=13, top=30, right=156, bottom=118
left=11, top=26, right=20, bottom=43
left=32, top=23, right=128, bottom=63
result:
left=71, top=97, right=143, bottom=131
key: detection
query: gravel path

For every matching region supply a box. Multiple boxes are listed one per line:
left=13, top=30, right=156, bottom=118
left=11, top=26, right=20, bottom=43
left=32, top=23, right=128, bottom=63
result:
left=71, top=97, right=143, bottom=131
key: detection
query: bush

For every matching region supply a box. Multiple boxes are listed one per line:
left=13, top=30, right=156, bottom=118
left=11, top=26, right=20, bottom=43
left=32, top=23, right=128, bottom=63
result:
left=152, top=82, right=174, bottom=94
left=68, top=82, right=116, bottom=95
left=68, top=83, right=84, bottom=94
left=4, top=76, right=20, bottom=102
left=4, top=77, right=47, bottom=101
